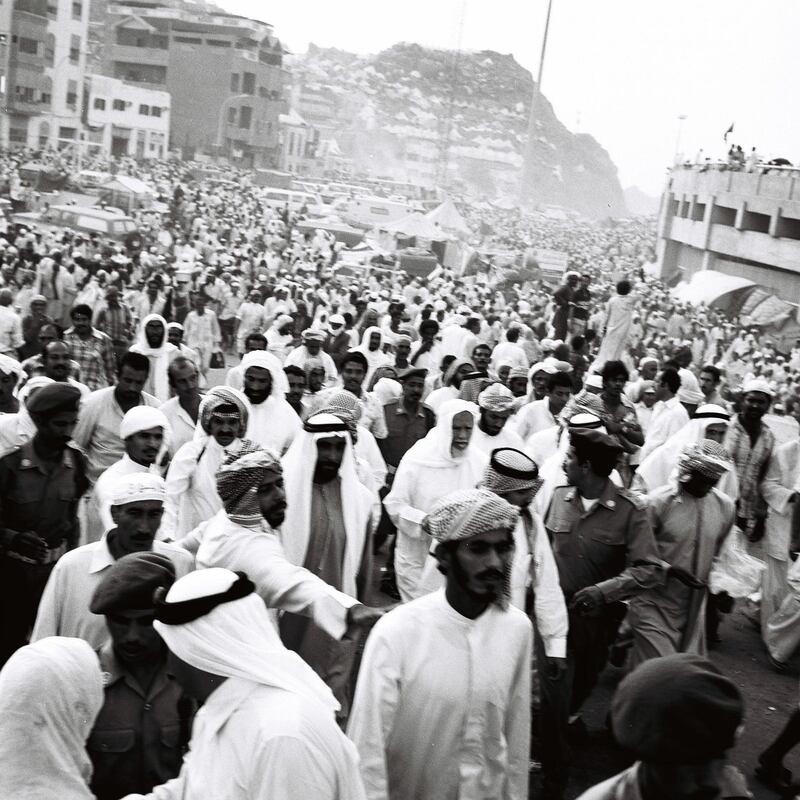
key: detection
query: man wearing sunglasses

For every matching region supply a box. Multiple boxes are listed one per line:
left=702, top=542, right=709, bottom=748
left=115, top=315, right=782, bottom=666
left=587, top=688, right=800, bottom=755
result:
left=348, top=488, right=532, bottom=800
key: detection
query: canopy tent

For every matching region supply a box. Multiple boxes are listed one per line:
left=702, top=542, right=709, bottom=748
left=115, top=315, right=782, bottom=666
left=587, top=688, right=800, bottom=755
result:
left=99, top=175, right=156, bottom=212
left=670, top=270, right=755, bottom=308
left=425, top=198, right=471, bottom=238
left=381, top=211, right=450, bottom=240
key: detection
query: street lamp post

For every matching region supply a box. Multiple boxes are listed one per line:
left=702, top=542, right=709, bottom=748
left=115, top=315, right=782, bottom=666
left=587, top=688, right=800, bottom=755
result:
left=215, top=93, right=250, bottom=159
left=519, top=0, right=554, bottom=206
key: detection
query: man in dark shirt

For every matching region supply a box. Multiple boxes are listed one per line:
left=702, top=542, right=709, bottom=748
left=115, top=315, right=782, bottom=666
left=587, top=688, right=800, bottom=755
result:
left=551, top=272, right=579, bottom=341
left=88, top=551, right=193, bottom=800
left=0, top=383, right=88, bottom=664
left=376, top=366, right=435, bottom=597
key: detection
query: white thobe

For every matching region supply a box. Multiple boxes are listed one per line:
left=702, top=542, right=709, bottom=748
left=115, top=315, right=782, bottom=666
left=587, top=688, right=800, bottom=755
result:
left=195, top=511, right=357, bottom=638
left=122, top=677, right=366, bottom=800
left=159, top=396, right=198, bottom=453
left=31, top=538, right=193, bottom=649
left=469, top=424, right=526, bottom=457
left=347, top=590, right=531, bottom=800
left=245, top=396, right=302, bottom=454
left=423, top=385, right=457, bottom=415
left=513, top=398, right=560, bottom=442
left=490, top=341, right=528, bottom=373
left=639, top=396, right=689, bottom=461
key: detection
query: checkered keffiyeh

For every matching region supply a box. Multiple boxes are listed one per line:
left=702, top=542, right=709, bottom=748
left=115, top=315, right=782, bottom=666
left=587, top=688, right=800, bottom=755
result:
left=317, top=390, right=363, bottom=422
left=458, top=376, right=492, bottom=403
left=216, top=448, right=282, bottom=527
left=422, top=488, right=519, bottom=543
left=478, top=383, right=515, bottom=412
left=678, top=440, right=732, bottom=483
left=200, top=386, right=248, bottom=438
left=480, top=448, right=544, bottom=496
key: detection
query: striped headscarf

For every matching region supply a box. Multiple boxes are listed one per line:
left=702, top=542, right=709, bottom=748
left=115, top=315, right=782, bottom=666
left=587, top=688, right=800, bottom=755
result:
left=216, top=448, right=282, bottom=527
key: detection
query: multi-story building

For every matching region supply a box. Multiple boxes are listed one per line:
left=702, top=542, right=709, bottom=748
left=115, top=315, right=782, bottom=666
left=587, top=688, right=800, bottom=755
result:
left=656, top=166, right=800, bottom=297
left=84, top=73, right=169, bottom=159
left=98, top=0, right=286, bottom=167
left=1, top=0, right=89, bottom=149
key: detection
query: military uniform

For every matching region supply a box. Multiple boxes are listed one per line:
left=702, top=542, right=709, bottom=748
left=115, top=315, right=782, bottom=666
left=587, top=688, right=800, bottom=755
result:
left=0, top=439, right=89, bottom=663
left=89, top=642, right=194, bottom=800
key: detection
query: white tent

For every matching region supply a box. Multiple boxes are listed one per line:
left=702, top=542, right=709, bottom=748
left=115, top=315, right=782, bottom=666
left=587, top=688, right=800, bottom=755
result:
left=425, top=198, right=471, bottom=237
left=671, top=270, right=755, bottom=306
left=381, top=211, right=450, bottom=240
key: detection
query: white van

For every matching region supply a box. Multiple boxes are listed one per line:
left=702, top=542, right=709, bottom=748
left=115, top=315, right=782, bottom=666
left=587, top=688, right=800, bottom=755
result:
left=341, top=196, right=423, bottom=228
left=261, top=188, right=324, bottom=215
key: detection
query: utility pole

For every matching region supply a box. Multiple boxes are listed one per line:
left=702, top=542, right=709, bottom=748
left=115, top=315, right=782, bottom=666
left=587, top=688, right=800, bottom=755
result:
left=518, top=0, right=554, bottom=206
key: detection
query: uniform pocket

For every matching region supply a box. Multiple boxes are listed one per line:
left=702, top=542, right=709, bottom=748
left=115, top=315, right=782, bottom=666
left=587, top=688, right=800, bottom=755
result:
left=88, top=728, right=136, bottom=754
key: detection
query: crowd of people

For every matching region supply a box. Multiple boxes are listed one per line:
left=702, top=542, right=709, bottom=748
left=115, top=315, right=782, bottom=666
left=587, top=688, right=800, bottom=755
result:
left=1, top=149, right=800, bottom=800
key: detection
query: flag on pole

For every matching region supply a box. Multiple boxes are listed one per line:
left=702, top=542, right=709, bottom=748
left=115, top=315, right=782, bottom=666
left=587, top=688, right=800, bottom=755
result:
left=723, top=123, right=734, bottom=142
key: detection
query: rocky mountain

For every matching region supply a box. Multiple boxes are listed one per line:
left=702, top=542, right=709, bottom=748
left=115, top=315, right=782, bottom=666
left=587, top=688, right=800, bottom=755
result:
left=623, top=186, right=661, bottom=216
left=289, top=42, right=627, bottom=218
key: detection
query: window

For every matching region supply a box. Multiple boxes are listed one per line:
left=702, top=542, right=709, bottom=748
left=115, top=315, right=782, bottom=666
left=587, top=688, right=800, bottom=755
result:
left=71, top=1, right=82, bottom=19
left=47, top=2, right=57, bottom=18
left=239, top=106, right=252, bottom=129
left=139, top=103, right=149, bottom=115
left=206, top=39, right=230, bottom=48
left=9, top=127, right=27, bottom=144
left=113, top=99, right=125, bottom=111
left=69, top=35, right=81, bottom=64
left=66, top=79, right=78, bottom=109
left=242, top=72, right=255, bottom=95
left=40, top=91, right=51, bottom=104
left=174, top=36, right=201, bottom=44
left=227, top=106, right=236, bottom=123
left=14, top=85, right=35, bottom=103
left=18, top=37, right=39, bottom=55
left=44, top=33, right=54, bottom=66
left=230, top=73, right=239, bottom=92
left=93, top=97, right=106, bottom=110
left=150, top=106, right=161, bottom=117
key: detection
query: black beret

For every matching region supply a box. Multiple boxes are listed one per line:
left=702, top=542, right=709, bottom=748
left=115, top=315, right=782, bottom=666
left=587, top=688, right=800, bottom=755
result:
left=90, top=551, right=176, bottom=615
left=398, top=366, right=427, bottom=381
left=569, top=427, right=623, bottom=456
left=27, top=383, right=82, bottom=416
left=611, top=654, right=743, bottom=764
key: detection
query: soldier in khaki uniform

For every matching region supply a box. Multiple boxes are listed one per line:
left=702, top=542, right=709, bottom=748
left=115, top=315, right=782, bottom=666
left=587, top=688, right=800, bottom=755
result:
left=541, top=428, right=665, bottom=800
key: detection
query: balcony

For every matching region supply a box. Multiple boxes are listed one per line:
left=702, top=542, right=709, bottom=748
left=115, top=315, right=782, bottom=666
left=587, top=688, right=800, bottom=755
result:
left=109, top=43, right=169, bottom=66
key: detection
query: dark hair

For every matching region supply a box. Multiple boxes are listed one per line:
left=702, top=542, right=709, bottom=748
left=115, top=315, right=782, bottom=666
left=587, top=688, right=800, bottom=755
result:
left=616, top=280, right=631, bottom=295
left=700, top=364, right=721, bottom=383
left=339, top=351, right=369, bottom=373
left=419, top=319, right=440, bottom=336
left=572, top=435, right=619, bottom=478
left=570, top=334, right=585, bottom=351
left=245, top=332, right=267, bottom=347
left=506, top=327, right=520, bottom=342
left=440, top=354, right=456, bottom=372
left=70, top=304, right=93, bottom=320
left=283, top=365, right=305, bottom=379
left=660, top=367, right=681, bottom=394
left=118, top=351, right=150, bottom=377
left=547, top=371, right=574, bottom=392
left=601, top=360, right=629, bottom=383
left=472, top=342, right=491, bottom=356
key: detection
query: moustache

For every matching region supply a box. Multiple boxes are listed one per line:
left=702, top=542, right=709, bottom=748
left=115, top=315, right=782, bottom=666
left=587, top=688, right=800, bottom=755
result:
left=475, top=569, right=505, bottom=582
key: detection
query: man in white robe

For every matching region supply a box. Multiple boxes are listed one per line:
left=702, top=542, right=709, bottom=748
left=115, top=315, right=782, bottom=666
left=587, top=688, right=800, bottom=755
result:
left=120, top=568, right=367, bottom=800
left=469, top=383, right=526, bottom=456
left=279, top=413, right=375, bottom=718
left=238, top=350, right=301, bottom=454
left=32, top=474, right=192, bottom=649
left=348, top=488, right=531, bottom=800
left=89, top=406, right=170, bottom=542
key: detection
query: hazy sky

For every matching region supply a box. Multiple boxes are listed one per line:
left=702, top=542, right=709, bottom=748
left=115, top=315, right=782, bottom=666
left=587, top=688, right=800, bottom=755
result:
left=218, top=0, right=797, bottom=195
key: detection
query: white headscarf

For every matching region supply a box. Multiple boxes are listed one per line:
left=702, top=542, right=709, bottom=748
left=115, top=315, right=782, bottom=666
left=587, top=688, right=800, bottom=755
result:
left=371, top=377, right=402, bottom=405
left=154, top=568, right=338, bottom=712
left=635, top=404, right=738, bottom=497
left=0, top=637, right=103, bottom=799
left=130, top=313, right=177, bottom=402
left=119, top=405, right=171, bottom=442
left=352, top=325, right=391, bottom=384
left=401, top=399, right=482, bottom=470
left=280, top=414, right=370, bottom=597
